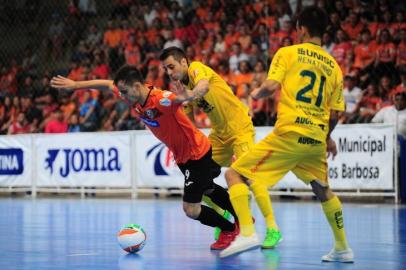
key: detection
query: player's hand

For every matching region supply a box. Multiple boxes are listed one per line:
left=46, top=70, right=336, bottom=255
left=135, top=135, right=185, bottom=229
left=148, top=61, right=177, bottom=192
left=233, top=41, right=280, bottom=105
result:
left=172, top=80, right=186, bottom=95
left=250, top=87, right=261, bottom=100
left=50, top=75, right=76, bottom=90
left=326, top=137, right=337, bottom=160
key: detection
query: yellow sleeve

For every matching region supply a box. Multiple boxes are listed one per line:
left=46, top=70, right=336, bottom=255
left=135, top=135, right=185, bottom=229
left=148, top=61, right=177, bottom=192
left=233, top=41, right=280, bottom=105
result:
left=329, top=69, right=345, bottom=111
left=188, top=62, right=211, bottom=86
left=267, top=47, right=289, bottom=83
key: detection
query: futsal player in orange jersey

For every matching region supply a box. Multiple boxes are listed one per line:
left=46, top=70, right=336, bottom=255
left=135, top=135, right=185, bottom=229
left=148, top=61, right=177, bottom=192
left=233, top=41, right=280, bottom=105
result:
left=51, top=66, right=239, bottom=249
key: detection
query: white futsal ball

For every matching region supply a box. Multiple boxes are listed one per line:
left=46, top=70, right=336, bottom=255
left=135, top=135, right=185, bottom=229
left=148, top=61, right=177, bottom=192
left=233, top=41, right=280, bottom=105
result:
left=117, top=224, right=147, bottom=253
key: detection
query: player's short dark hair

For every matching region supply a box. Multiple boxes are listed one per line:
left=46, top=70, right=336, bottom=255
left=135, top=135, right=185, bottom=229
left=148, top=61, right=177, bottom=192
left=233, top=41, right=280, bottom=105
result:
left=159, top=46, right=187, bottom=62
left=114, top=65, right=144, bottom=85
left=297, top=6, right=328, bottom=38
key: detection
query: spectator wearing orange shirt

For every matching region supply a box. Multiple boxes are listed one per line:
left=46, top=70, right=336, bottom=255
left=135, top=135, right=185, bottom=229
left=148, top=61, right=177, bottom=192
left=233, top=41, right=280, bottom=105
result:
left=234, top=61, right=253, bottom=98
left=224, top=24, right=240, bottom=49
left=396, top=29, right=406, bottom=68
left=238, top=24, right=252, bottom=52
left=124, top=33, right=141, bottom=67
left=59, top=93, right=76, bottom=123
left=202, top=11, right=219, bottom=33
left=354, top=29, right=377, bottom=70
left=89, top=53, right=109, bottom=80
left=248, top=80, right=271, bottom=126
left=378, top=75, right=395, bottom=108
left=374, top=29, right=396, bottom=79
left=341, top=12, right=363, bottom=41
left=104, top=20, right=124, bottom=72
left=331, top=29, right=353, bottom=71
left=103, top=20, right=122, bottom=49
left=360, top=13, right=379, bottom=38
left=120, top=19, right=135, bottom=47
left=354, top=83, right=382, bottom=123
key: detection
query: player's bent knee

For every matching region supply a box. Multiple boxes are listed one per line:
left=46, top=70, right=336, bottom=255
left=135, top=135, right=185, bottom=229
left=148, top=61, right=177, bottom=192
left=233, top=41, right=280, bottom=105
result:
left=310, top=180, right=334, bottom=202
left=182, top=202, right=201, bottom=219
left=225, top=168, right=244, bottom=186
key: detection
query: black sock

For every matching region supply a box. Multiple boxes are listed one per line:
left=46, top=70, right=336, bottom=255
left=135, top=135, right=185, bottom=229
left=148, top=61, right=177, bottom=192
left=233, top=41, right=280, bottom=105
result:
left=206, top=183, right=238, bottom=221
left=197, top=205, right=235, bottom=232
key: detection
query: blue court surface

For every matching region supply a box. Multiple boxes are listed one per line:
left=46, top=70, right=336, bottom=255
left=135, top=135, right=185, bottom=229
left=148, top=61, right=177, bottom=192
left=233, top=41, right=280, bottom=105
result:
left=0, top=197, right=405, bottom=270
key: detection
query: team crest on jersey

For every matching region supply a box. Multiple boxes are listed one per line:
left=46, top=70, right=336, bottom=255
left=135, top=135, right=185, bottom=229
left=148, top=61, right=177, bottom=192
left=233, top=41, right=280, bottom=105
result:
left=145, top=109, right=155, bottom=119
left=144, top=109, right=161, bottom=119
left=159, top=98, right=171, bottom=107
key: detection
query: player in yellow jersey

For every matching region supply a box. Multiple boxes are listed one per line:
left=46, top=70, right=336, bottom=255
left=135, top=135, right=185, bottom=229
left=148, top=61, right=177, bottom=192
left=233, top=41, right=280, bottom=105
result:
left=159, top=47, right=256, bottom=250
left=220, top=6, right=354, bottom=262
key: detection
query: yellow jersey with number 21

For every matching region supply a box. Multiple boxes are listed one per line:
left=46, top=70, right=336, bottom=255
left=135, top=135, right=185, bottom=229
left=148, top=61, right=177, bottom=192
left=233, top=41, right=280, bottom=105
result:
left=268, top=42, right=345, bottom=142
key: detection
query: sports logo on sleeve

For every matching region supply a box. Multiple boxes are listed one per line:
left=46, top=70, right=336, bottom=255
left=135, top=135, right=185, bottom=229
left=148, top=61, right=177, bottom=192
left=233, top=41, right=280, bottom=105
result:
left=159, top=98, right=171, bottom=107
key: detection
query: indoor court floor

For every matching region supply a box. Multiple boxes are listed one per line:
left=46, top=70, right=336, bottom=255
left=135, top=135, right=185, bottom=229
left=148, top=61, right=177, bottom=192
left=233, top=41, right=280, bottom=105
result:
left=0, top=197, right=405, bottom=270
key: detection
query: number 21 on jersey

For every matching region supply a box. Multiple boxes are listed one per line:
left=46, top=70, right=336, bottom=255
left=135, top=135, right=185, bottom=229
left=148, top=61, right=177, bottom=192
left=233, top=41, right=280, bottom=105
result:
left=296, top=70, right=326, bottom=107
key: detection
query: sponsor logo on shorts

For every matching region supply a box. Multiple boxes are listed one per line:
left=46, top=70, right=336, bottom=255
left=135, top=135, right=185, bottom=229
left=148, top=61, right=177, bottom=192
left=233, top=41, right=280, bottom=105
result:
left=297, top=137, right=322, bottom=145
left=295, top=116, right=313, bottom=125
left=185, top=181, right=194, bottom=187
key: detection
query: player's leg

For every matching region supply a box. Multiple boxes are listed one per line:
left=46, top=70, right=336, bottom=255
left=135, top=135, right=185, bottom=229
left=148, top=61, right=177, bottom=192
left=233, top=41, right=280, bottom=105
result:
left=205, top=133, right=234, bottom=240
left=221, top=133, right=292, bottom=257
left=232, top=131, right=281, bottom=249
left=179, top=150, right=238, bottom=249
left=292, top=140, right=353, bottom=263
left=311, top=182, right=353, bottom=263
left=219, top=168, right=261, bottom=258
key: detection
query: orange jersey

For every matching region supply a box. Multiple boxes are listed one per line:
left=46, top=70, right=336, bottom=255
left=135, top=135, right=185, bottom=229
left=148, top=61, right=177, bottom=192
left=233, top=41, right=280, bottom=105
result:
left=113, top=86, right=210, bottom=164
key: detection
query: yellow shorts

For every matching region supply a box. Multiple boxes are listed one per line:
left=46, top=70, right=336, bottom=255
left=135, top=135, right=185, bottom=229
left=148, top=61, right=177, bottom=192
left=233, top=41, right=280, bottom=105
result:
left=231, top=131, right=328, bottom=187
left=209, top=129, right=255, bottom=167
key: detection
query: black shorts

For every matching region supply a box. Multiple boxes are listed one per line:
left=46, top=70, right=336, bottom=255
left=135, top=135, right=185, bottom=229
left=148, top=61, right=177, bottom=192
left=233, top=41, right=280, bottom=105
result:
left=177, top=148, right=221, bottom=203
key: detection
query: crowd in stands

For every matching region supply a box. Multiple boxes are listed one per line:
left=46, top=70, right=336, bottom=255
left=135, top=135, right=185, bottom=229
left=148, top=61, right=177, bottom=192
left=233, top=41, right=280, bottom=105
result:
left=0, top=0, right=405, bottom=135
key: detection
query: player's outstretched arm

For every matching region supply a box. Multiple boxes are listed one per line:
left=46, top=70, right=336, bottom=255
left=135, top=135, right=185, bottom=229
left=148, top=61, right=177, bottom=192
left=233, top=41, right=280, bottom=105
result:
left=250, top=79, right=280, bottom=100
left=50, top=75, right=114, bottom=91
left=172, top=79, right=209, bottom=103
